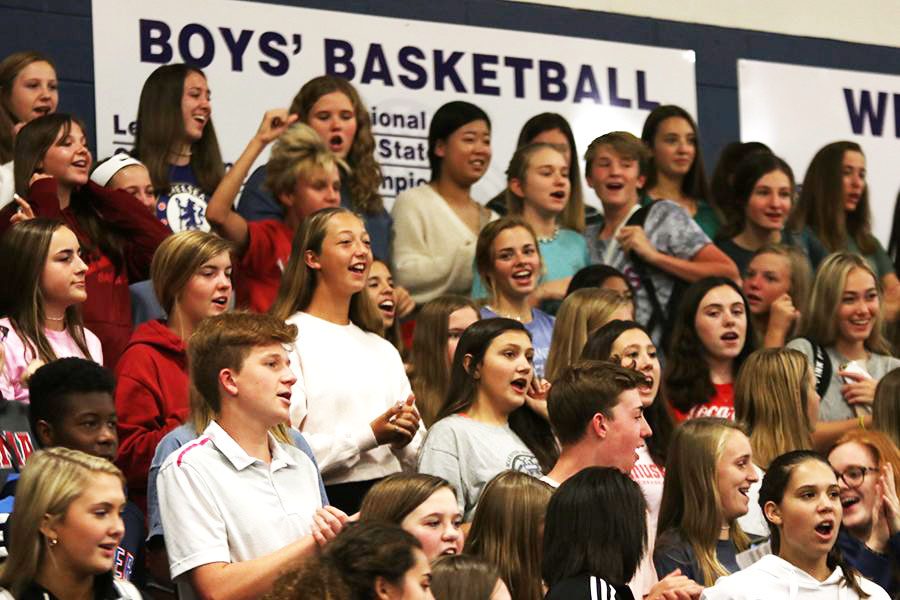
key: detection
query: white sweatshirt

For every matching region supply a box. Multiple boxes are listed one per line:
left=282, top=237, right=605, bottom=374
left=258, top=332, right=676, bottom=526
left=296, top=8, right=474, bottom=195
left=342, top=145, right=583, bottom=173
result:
left=286, top=311, right=424, bottom=485
left=701, top=554, right=889, bottom=600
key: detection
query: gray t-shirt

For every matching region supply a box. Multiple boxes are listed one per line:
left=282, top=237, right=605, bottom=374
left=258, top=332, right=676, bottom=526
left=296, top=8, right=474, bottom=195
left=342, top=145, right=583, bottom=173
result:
left=584, top=200, right=709, bottom=337
left=786, top=338, right=900, bottom=421
left=417, top=415, right=543, bottom=521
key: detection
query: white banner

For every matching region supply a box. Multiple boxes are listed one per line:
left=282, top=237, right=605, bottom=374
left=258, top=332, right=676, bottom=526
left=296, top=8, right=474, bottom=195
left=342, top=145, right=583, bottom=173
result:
left=92, top=0, right=697, bottom=209
left=739, top=59, right=899, bottom=246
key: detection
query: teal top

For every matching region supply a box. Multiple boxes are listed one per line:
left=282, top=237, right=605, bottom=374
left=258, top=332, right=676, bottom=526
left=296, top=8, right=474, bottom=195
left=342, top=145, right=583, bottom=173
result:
left=846, top=237, right=895, bottom=279
left=471, top=228, right=590, bottom=301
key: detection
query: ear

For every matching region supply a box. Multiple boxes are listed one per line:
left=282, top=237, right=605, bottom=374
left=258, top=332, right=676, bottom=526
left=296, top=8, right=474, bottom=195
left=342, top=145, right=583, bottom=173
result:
left=462, top=353, right=479, bottom=380
left=591, top=412, right=608, bottom=440
left=39, top=513, right=59, bottom=543
left=509, top=178, right=525, bottom=198
left=35, top=420, right=55, bottom=448
left=636, top=174, right=647, bottom=190
left=276, top=191, right=295, bottom=209
left=434, top=138, right=447, bottom=158
left=303, top=249, right=321, bottom=271
left=763, top=500, right=782, bottom=526
left=219, top=367, right=239, bottom=398
left=373, top=575, right=393, bottom=600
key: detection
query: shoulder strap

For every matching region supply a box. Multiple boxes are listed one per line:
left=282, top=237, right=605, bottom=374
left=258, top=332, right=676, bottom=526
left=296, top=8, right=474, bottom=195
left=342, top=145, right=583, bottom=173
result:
left=626, top=204, right=651, bottom=228
left=625, top=205, right=666, bottom=333
left=803, top=337, right=832, bottom=397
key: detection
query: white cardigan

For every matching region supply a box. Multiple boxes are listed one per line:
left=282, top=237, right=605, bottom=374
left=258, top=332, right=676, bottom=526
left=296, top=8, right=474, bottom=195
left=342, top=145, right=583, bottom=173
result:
left=390, top=183, right=495, bottom=304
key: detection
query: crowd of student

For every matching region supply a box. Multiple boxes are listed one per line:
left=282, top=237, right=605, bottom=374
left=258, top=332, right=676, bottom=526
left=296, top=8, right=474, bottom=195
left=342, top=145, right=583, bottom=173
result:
left=0, top=49, right=898, bottom=600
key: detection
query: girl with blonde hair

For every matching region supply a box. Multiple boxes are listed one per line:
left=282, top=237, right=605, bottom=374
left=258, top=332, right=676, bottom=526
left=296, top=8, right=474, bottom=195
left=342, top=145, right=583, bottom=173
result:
left=466, top=471, right=553, bottom=600
left=114, top=230, right=233, bottom=513
left=475, top=217, right=555, bottom=378
left=408, top=295, right=480, bottom=427
left=0, top=447, right=140, bottom=599
left=273, top=207, right=423, bottom=514
left=743, top=243, right=812, bottom=348
left=654, top=418, right=758, bottom=586
left=734, top=348, right=819, bottom=470
left=544, top=288, right=633, bottom=382
left=733, top=347, right=820, bottom=537
left=473, top=142, right=589, bottom=313
left=788, top=253, right=899, bottom=450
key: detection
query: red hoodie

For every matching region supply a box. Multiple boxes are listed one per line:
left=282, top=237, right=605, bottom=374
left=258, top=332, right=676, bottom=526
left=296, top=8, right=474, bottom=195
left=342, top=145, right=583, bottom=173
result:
left=114, top=320, right=189, bottom=514
left=0, top=179, right=170, bottom=369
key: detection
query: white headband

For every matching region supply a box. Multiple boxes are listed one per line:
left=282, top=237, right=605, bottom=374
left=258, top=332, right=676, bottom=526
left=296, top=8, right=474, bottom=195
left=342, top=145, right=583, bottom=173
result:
left=90, top=153, right=145, bottom=187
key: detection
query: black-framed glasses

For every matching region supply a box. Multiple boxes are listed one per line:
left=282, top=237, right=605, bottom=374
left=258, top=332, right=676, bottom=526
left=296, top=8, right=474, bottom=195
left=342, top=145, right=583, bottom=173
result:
left=834, top=465, right=879, bottom=488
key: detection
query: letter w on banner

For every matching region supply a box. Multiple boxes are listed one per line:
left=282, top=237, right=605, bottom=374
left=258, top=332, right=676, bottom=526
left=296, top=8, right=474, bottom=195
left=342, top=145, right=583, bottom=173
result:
left=739, top=59, right=900, bottom=245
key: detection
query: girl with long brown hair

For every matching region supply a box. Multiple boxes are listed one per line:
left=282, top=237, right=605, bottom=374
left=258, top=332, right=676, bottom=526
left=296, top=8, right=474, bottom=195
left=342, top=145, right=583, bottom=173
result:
left=0, top=113, right=169, bottom=369
left=0, top=219, right=102, bottom=402
left=790, top=141, right=900, bottom=321
left=133, top=63, right=224, bottom=233
left=408, top=295, right=480, bottom=427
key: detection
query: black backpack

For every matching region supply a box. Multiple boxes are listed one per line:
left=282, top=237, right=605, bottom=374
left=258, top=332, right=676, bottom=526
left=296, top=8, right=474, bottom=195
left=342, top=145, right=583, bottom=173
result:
left=624, top=205, right=688, bottom=348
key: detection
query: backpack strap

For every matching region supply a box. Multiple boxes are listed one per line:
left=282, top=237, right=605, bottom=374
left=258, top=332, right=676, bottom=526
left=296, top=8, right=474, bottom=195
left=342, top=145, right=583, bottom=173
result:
left=803, top=337, right=832, bottom=397
left=625, top=205, right=667, bottom=335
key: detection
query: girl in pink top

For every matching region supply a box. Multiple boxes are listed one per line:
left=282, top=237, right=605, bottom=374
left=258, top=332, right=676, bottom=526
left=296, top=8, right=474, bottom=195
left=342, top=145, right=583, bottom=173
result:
left=0, top=219, right=102, bottom=402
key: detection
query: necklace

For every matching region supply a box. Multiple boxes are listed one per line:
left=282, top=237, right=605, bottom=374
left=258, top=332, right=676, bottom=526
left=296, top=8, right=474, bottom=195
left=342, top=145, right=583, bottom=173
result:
left=485, top=305, right=528, bottom=322
left=45, top=314, right=65, bottom=322
left=537, top=225, right=560, bottom=243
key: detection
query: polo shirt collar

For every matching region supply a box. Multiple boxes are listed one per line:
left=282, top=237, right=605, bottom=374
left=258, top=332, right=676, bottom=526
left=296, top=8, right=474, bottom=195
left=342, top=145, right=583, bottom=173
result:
left=204, top=421, right=298, bottom=472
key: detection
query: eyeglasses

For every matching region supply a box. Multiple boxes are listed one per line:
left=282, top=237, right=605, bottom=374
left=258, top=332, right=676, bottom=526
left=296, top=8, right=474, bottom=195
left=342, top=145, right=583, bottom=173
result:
left=834, top=465, right=879, bottom=488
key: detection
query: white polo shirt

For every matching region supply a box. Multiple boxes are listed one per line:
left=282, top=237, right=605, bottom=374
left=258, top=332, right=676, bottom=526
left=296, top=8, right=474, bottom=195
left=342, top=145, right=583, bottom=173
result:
left=158, top=421, right=323, bottom=591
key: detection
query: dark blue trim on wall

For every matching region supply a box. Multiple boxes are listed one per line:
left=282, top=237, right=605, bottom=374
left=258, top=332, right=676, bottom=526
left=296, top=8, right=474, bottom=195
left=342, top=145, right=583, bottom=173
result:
left=2, top=0, right=898, bottom=164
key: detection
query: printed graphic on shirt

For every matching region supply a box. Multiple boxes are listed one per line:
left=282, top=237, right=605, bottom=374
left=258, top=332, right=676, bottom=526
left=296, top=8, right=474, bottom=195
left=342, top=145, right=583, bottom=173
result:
left=677, top=404, right=735, bottom=421
left=0, top=431, right=34, bottom=471
left=630, top=461, right=665, bottom=484
left=157, top=183, right=210, bottom=232
left=508, top=451, right=543, bottom=477
left=114, top=546, right=135, bottom=580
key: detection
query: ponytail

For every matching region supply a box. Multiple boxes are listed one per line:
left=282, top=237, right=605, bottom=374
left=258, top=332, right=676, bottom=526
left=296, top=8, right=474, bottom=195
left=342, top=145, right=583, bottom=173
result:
left=826, top=546, right=870, bottom=599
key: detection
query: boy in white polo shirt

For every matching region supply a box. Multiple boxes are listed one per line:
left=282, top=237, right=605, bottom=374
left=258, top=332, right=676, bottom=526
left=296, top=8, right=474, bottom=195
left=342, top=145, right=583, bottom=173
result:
left=158, top=312, right=347, bottom=600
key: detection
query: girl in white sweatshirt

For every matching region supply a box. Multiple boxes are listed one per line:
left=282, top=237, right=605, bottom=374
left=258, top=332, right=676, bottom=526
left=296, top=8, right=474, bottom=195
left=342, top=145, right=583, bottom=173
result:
left=701, top=450, right=888, bottom=600
left=271, top=207, right=424, bottom=514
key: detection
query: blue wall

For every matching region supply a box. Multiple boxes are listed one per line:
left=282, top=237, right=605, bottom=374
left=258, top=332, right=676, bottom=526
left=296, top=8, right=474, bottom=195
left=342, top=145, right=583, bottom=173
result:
left=2, top=0, right=899, bottom=164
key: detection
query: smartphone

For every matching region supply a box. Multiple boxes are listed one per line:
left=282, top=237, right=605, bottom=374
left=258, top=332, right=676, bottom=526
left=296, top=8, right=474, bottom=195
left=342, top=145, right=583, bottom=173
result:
left=840, top=360, right=872, bottom=416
